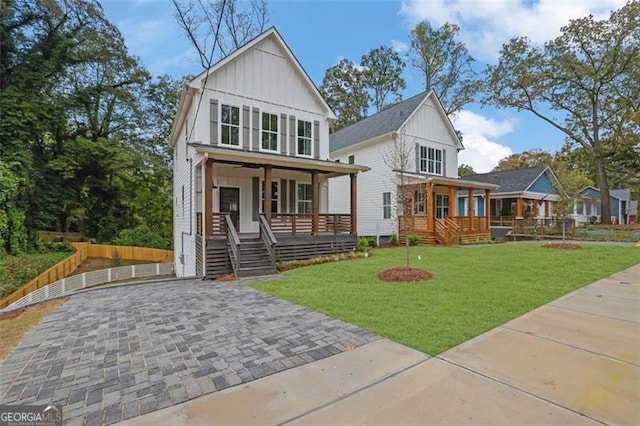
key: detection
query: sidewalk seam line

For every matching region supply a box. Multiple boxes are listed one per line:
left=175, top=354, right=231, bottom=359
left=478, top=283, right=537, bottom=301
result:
left=436, top=356, right=607, bottom=425
left=548, top=303, right=640, bottom=324
left=501, top=325, right=639, bottom=367
left=278, top=355, right=431, bottom=425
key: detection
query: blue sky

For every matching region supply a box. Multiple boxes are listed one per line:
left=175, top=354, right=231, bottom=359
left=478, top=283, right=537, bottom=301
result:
left=102, top=0, right=624, bottom=172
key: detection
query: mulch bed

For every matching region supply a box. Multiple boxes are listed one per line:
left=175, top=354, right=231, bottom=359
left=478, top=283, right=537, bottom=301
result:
left=0, top=308, right=26, bottom=321
left=214, top=273, right=238, bottom=281
left=542, top=243, right=582, bottom=250
left=378, top=266, right=434, bottom=282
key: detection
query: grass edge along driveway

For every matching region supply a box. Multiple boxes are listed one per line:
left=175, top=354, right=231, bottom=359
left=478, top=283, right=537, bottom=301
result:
left=252, top=243, right=639, bottom=355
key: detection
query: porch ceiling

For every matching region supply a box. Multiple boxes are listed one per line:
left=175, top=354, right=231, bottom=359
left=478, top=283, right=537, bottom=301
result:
left=192, top=143, right=369, bottom=177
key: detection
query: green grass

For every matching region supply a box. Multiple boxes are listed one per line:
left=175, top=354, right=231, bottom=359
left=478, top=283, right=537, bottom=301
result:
left=0, top=252, right=73, bottom=297
left=252, top=243, right=639, bottom=355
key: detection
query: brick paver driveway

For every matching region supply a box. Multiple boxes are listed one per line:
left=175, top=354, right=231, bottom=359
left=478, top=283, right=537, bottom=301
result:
left=0, top=279, right=378, bottom=425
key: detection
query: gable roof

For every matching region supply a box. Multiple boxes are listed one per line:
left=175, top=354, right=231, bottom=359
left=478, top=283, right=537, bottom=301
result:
left=464, top=166, right=553, bottom=194
left=580, top=186, right=629, bottom=201
left=170, top=27, right=334, bottom=147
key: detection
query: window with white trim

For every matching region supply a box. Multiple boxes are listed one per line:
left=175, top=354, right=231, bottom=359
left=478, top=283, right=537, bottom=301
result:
left=261, top=181, right=278, bottom=213
left=435, top=194, right=449, bottom=218
left=419, top=146, right=443, bottom=175
left=221, top=104, right=240, bottom=146
left=383, top=192, right=391, bottom=219
left=414, top=190, right=425, bottom=214
left=262, top=112, right=278, bottom=151
left=297, top=184, right=312, bottom=213
left=297, top=120, right=312, bottom=156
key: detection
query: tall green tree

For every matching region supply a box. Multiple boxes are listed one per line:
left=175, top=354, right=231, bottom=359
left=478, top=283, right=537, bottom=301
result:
left=409, top=21, right=481, bottom=115
left=492, top=150, right=554, bottom=172
left=319, top=59, right=369, bottom=131
left=483, top=1, right=640, bottom=224
left=360, top=46, right=406, bottom=112
left=457, top=164, right=476, bottom=177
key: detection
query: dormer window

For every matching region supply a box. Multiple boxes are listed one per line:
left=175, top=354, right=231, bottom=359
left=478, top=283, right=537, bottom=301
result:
left=221, top=104, right=240, bottom=146
left=262, top=112, right=278, bottom=151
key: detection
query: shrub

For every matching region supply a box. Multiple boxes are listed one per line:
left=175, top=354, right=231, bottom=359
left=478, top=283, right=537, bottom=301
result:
left=389, top=234, right=399, bottom=245
left=113, top=224, right=170, bottom=249
left=111, top=250, right=123, bottom=267
left=408, top=235, right=420, bottom=246
left=357, top=237, right=370, bottom=253
left=38, top=240, right=73, bottom=254
left=364, top=236, right=378, bottom=247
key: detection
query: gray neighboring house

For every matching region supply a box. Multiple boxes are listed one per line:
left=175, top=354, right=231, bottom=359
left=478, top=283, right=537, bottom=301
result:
left=572, top=187, right=635, bottom=225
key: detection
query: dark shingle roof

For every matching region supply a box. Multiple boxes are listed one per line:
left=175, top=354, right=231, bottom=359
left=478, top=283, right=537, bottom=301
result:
left=329, top=91, right=429, bottom=153
left=610, top=189, right=631, bottom=201
left=464, top=166, right=546, bottom=194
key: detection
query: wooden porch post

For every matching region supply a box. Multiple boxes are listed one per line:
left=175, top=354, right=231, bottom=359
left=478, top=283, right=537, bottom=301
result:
left=533, top=199, right=538, bottom=217
left=448, top=186, right=455, bottom=218
left=350, top=173, right=357, bottom=235
left=426, top=182, right=434, bottom=232
left=516, top=196, right=523, bottom=218
left=485, top=189, right=491, bottom=230
left=468, top=187, right=475, bottom=231
left=312, top=170, right=319, bottom=235
left=544, top=200, right=550, bottom=218
left=205, top=159, right=214, bottom=237
left=264, top=165, right=272, bottom=224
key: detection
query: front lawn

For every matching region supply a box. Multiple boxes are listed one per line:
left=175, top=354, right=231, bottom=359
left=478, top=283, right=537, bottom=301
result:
left=252, top=243, right=639, bottom=355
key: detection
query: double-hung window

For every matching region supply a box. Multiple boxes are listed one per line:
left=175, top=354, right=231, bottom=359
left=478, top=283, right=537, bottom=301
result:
left=261, top=181, right=278, bottom=213
left=297, top=120, right=312, bottom=156
left=221, top=104, right=240, bottom=146
left=297, top=184, right=312, bottom=213
left=262, top=112, right=278, bottom=151
left=414, top=190, right=425, bottom=214
left=419, top=146, right=444, bottom=175
left=383, top=192, right=391, bottom=219
left=435, top=194, right=449, bottom=218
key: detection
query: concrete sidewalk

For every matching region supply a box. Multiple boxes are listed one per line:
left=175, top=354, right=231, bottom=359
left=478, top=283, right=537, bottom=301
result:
left=120, top=264, right=640, bottom=425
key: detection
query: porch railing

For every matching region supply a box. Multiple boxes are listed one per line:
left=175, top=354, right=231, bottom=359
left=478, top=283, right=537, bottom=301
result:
left=512, top=218, right=576, bottom=236
left=454, top=216, right=490, bottom=231
left=258, top=214, right=277, bottom=267
left=225, top=215, right=240, bottom=275
left=196, top=212, right=228, bottom=237
left=270, top=214, right=352, bottom=236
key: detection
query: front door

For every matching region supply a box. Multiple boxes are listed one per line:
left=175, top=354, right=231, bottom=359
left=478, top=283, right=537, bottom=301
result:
left=220, top=187, right=240, bottom=231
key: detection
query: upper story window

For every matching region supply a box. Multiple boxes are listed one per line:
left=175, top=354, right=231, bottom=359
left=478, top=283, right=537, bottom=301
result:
left=348, top=155, right=355, bottom=164
left=262, top=112, right=278, bottom=151
left=419, top=146, right=443, bottom=175
left=297, top=120, right=312, bottom=156
left=221, top=104, right=240, bottom=146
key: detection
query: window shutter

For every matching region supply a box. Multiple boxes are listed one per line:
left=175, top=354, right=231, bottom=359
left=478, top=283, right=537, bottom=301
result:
left=415, top=143, right=420, bottom=173
left=289, top=179, right=296, bottom=213
left=280, top=179, right=288, bottom=213
left=252, top=107, right=260, bottom=151
left=252, top=177, right=259, bottom=221
left=280, top=114, right=287, bottom=154
left=289, top=115, right=296, bottom=156
left=442, top=149, right=446, bottom=176
left=210, top=99, right=218, bottom=145
left=242, top=106, right=250, bottom=150
left=313, top=120, right=320, bottom=159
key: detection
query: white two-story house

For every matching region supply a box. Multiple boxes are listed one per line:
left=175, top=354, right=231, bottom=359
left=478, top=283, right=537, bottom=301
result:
left=329, top=91, right=497, bottom=245
left=170, top=28, right=367, bottom=278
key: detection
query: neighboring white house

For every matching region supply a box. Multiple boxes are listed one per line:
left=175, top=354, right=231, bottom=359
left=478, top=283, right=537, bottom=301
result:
left=169, top=27, right=367, bottom=278
left=328, top=90, right=497, bottom=244
left=572, top=187, right=635, bottom=225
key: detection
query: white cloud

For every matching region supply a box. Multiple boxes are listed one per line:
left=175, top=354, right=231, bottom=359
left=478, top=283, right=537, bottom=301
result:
left=399, top=0, right=626, bottom=61
left=453, top=110, right=515, bottom=173
left=390, top=39, right=409, bottom=53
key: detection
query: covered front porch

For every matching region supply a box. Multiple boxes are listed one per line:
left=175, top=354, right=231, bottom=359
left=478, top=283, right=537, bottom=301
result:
left=192, top=144, right=367, bottom=277
left=398, top=176, right=498, bottom=245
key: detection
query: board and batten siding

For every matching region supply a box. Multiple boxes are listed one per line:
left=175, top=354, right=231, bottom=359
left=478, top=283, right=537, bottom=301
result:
left=190, top=36, right=331, bottom=159
left=328, top=138, right=397, bottom=237
left=173, top=113, right=198, bottom=278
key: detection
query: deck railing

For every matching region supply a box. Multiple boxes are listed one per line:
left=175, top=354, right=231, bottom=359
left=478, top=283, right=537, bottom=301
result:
left=225, top=215, right=240, bottom=275
left=258, top=214, right=277, bottom=266
left=270, top=214, right=352, bottom=236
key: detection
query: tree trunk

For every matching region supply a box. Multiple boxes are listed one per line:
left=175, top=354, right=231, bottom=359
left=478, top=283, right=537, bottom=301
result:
left=593, top=151, right=612, bottom=225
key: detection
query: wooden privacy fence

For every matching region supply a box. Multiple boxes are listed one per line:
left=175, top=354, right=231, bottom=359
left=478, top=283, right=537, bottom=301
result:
left=0, top=245, right=89, bottom=309
left=74, top=243, right=174, bottom=262
left=0, top=244, right=174, bottom=309
left=1, top=263, right=174, bottom=312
